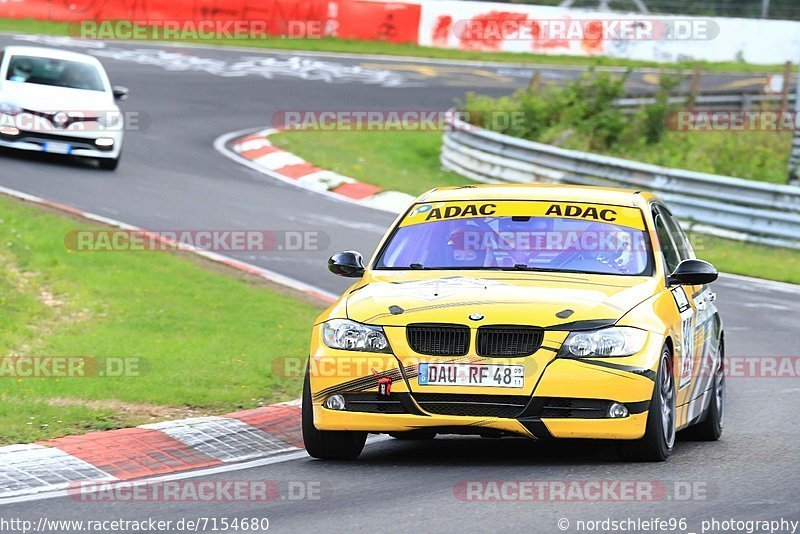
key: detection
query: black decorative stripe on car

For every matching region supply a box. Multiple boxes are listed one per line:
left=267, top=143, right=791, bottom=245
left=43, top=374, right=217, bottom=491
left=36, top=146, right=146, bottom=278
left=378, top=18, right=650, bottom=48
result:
left=312, top=366, right=415, bottom=402
left=545, top=318, right=618, bottom=331
left=363, top=300, right=516, bottom=323
left=516, top=418, right=554, bottom=440
left=312, top=355, right=482, bottom=402
left=574, top=359, right=657, bottom=381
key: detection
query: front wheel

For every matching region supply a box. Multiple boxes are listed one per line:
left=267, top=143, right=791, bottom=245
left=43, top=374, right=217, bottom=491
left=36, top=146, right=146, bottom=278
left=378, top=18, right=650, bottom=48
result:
left=302, top=369, right=366, bottom=460
left=618, top=345, right=676, bottom=462
left=98, top=156, right=120, bottom=171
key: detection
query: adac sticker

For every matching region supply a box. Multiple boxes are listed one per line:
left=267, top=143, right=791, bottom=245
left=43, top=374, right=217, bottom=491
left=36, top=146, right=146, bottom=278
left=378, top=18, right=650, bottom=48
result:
left=401, top=201, right=645, bottom=230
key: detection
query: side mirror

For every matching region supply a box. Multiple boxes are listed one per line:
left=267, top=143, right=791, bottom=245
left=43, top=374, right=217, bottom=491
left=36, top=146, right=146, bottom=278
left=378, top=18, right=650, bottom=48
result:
left=668, top=259, right=718, bottom=286
left=112, top=86, right=129, bottom=101
left=328, top=251, right=365, bottom=278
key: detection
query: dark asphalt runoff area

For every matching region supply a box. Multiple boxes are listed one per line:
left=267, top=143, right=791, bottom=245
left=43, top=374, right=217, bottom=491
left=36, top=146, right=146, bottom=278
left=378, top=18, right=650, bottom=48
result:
left=0, top=33, right=798, bottom=533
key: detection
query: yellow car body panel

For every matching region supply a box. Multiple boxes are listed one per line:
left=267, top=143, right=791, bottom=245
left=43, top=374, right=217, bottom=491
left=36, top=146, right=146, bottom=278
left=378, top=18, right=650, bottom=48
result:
left=308, top=185, right=723, bottom=442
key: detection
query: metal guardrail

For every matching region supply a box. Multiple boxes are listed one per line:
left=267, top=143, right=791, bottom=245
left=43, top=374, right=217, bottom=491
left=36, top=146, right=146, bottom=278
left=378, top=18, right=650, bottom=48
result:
left=615, top=92, right=797, bottom=112
left=441, top=113, right=800, bottom=249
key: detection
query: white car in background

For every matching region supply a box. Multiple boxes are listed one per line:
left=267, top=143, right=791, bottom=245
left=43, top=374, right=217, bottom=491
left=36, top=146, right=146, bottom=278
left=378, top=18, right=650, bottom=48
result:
left=0, top=46, right=128, bottom=170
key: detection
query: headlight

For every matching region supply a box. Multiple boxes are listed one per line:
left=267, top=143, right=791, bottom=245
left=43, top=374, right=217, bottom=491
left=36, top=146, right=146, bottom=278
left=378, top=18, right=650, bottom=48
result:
left=322, top=319, right=391, bottom=353
left=559, top=327, right=647, bottom=358
left=0, top=103, right=23, bottom=116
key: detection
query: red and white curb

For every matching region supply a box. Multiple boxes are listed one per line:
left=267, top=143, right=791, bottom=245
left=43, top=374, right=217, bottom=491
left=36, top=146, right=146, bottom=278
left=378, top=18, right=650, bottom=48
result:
left=0, top=402, right=302, bottom=500
left=0, top=185, right=338, bottom=501
left=215, top=128, right=415, bottom=214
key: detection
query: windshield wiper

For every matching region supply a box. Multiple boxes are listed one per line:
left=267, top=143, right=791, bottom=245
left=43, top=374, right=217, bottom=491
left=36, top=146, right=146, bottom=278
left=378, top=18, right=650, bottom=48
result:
left=409, top=263, right=426, bottom=270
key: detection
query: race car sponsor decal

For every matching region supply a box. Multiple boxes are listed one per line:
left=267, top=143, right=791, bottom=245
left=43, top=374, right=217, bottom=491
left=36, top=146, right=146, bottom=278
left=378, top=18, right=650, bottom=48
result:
left=401, top=201, right=646, bottom=230
left=671, top=287, right=696, bottom=390
left=671, top=286, right=692, bottom=313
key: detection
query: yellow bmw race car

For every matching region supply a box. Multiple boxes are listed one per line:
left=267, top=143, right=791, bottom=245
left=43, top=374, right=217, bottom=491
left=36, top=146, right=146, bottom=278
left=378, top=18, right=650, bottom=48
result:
left=303, top=184, right=724, bottom=462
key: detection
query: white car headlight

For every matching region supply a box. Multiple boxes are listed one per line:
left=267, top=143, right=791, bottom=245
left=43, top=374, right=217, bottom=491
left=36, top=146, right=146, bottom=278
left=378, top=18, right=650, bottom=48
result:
left=322, top=319, right=391, bottom=353
left=559, top=327, right=648, bottom=358
left=0, top=103, right=23, bottom=116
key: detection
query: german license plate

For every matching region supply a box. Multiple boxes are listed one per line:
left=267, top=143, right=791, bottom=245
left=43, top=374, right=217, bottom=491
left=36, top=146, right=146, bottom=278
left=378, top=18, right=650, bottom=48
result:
left=42, top=142, right=72, bottom=154
left=418, top=363, right=524, bottom=388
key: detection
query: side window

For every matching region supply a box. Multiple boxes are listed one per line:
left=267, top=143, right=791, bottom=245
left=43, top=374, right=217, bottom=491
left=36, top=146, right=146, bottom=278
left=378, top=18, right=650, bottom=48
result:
left=656, top=205, right=693, bottom=260
left=653, top=211, right=681, bottom=274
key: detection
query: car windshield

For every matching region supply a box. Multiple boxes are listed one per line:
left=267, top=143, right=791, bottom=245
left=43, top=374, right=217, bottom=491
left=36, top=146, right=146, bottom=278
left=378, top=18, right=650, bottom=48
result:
left=376, top=202, right=652, bottom=276
left=5, top=55, right=105, bottom=92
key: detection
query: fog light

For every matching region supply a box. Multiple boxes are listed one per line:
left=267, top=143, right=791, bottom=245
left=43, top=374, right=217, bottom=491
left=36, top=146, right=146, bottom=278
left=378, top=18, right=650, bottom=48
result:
left=324, top=394, right=346, bottom=411
left=0, top=126, right=20, bottom=136
left=608, top=402, right=629, bottom=418
left=95, top=137, right=114, bottom=147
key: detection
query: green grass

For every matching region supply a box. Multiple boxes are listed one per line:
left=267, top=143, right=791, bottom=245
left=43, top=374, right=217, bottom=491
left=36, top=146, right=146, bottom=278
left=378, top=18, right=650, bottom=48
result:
left=463, top=72, right=795, bottom=184
left=0, top=194, right=322, bottom=444
left=0, top=17, right=792, bottom=73
left=553, top=129, right=793, bottom=185
left=271, top=129, right=472, bottom=195
left=269, top=128, right=800, bottom=284
left=688, top=233, right=800, bottom=285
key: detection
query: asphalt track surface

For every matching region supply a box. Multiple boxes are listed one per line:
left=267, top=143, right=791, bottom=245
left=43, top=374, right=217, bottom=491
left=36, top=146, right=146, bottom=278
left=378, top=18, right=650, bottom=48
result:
left=1, top=34, right=799, bottom=533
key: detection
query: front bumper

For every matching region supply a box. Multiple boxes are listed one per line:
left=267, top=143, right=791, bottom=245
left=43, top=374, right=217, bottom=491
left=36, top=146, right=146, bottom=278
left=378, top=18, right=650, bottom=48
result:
left=0, top=129, right=123, bottom=159
left=309, top=330, right=664, bottom=440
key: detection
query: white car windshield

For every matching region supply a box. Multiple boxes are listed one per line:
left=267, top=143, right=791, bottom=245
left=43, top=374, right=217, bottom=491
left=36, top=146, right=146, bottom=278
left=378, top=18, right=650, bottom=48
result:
left=6, top=55, right=105, bottom=92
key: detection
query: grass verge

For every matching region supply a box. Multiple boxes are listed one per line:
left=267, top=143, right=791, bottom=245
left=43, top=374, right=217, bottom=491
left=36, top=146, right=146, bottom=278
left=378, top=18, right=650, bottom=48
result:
left=0, top=194, right=323, bottom=444
left=270, top=129, right=471, bottom=195
left=270, top=128, right=800, bottom=284
left=0, top=17, right=792, bottom=73
left=463, top=72, right=794, bottom=184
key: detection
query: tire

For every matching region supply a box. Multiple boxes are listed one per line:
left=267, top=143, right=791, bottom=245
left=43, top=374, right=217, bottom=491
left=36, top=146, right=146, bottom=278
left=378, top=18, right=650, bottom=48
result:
left=389, top=431, right=436, bottom=440
left=98, top=156, right=120, bottom=171
left=618, top=345, right=676, bottom=462
left=302, top=369, right=366, bottom=460
left=681, top=341, right=724, bottom=441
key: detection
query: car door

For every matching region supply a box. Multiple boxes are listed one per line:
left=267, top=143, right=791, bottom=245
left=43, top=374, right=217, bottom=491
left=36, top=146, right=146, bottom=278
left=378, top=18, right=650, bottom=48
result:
left=651, top=204, right=720, bottom=427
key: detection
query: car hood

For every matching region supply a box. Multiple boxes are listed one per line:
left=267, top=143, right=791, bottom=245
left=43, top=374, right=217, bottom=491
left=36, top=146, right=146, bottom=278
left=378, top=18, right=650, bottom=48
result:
left=0, top=82, right=115, bottom=113
left=345, top=271, right=658, bottom=328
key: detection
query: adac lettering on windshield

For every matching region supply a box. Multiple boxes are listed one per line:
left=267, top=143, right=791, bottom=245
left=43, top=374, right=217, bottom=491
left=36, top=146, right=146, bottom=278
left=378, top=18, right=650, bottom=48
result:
left=402, top=201, right=645, bottom=230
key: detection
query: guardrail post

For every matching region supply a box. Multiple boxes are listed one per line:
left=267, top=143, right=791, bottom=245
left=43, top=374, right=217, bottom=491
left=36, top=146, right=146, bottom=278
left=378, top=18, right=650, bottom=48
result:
left=688, top=65, right=702, bottom=111
left=789, top=69, right=800, bottom=185
left=781, top=61, right=792, bottom=111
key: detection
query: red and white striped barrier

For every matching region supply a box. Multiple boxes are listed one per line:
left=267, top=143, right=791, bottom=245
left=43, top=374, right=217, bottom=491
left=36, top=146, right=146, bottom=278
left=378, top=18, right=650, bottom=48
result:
left=0, top=402, right=302, bottom=499
left=228, top=129, right=415, bottom=214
